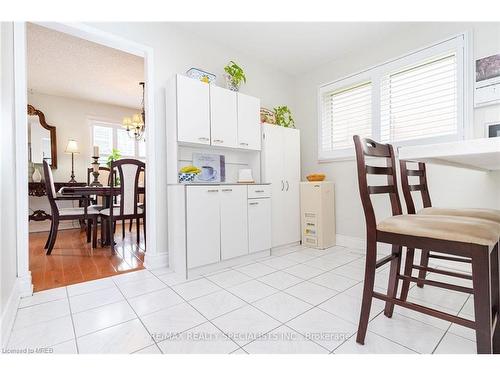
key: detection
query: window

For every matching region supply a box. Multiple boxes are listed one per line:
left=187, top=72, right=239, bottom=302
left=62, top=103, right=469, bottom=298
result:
left=318, top=35, right=466, bottom=160
left=91, top=121, right=146, bottom=162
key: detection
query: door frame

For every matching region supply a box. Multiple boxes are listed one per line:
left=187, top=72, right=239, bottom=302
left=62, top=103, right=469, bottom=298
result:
left=13, top=22, right=159, bottom=295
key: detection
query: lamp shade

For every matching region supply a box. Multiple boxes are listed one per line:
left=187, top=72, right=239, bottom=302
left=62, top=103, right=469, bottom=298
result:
left=65, top=139, right=80, bottom=154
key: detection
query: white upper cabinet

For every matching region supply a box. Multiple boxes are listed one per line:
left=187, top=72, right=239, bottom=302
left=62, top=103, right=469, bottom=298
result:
left=176, top=75, right=210, bottom=145
left=237, top=93, right=261, bottom=150
left=210, top=86, right=238, bottom=148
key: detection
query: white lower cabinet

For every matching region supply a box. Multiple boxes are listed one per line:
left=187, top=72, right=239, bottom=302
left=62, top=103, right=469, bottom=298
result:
left=186, top=184, right=271, bottom=269
left=248, top=198, right=271, bottom=253
left=220, top=186, right=248, bottom=260
left=186, top=186, right=221, bottom=268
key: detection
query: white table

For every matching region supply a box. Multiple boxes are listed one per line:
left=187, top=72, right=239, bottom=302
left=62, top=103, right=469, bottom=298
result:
left=398, top=137, right=500, bottom=171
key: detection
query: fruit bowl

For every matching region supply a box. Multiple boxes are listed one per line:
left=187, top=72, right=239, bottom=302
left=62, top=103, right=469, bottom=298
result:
left=306, top=173, right=326, bottom=182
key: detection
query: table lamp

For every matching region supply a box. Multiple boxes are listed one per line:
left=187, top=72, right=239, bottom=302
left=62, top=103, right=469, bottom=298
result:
left=65, top=139, right=79, bottom=183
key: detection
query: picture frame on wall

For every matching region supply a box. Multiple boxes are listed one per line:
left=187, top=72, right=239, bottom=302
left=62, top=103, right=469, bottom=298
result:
left=486, top=122, right=500, bottom=138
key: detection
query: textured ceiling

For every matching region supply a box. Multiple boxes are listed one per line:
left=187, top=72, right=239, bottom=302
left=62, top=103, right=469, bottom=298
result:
left=27, top=23, right=144, bottom=109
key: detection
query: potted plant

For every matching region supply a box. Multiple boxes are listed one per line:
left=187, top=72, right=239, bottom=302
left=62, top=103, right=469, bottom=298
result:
left=106, top=148, right=121, bottom=185
left=224, top=61, right=246, bottom=91
left=274, top=106, right=295, bottom=128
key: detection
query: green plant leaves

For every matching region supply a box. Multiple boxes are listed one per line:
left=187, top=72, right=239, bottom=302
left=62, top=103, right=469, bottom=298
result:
left=273, top=106, right=295, bottom=128
left=224, top=60, right=246, bottom=85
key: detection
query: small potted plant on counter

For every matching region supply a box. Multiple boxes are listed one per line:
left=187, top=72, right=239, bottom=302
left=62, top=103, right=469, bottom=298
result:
left=274, top=106, right=295, bottom=128
left=224, top=61, right=246, bottom=91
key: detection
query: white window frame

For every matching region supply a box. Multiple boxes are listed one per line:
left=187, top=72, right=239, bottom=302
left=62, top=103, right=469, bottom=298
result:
left=89, top=118, right=146, bottom=161
left=317, top=32, right=472, bottom=162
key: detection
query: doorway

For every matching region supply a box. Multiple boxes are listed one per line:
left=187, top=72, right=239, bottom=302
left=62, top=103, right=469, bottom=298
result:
left=14, top=22, right=157, bottom=293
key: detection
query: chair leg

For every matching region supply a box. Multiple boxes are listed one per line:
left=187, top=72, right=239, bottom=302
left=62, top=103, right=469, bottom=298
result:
left=143, top=216, right=146, bottom=247
left=44, top=220, right=54, bottom=249
left=400, top=247, right=415, bottom=302
left=92, top=218, right=98, bottom=249
left=490, top=244, right=500, bottom=353
left=122, top=219, right=126, bottom=238
left=471, top=248, right=493, bottom=354
left=129, top=219, right=133, bottom=232
left=109, top=218, right=115, bottom=254
left=136, top=217, right=140, bottom=244
left=356, top=237, right=377, bottom=345
left=417, top=250, right=430, bottom=288
left=384, top=245, right=403, bottom=317
left=86, top=219, right=92, bottom=243
left=46, top=218, right=59, bottom=255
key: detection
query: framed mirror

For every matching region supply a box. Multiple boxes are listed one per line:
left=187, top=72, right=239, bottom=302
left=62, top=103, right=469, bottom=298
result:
left=27, top=104, right=57, bottom=168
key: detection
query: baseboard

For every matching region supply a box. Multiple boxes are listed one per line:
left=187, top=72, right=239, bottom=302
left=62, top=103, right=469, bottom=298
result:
left=144, top=252, right=169, bottom=270
left=335, top=234, right=392, bottom=254
left=335, top=234, right=366, bottom=250
left=1, top=278, right=21, bottom=348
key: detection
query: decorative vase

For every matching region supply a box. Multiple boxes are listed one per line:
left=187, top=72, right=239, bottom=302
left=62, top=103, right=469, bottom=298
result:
left=32, top=168, right=42, bottom=183
left=224, top=74, right=240, bottom=92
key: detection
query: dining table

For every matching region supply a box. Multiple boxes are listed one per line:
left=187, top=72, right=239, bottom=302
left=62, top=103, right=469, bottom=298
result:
left=59, top=185, right=145, bottom=246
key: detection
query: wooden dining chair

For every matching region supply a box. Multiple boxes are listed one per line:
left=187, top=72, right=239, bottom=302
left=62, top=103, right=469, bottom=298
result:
left=353, top=135, right=500, bottom=354
left=100, top=159, right=145, bottom=253
left=400, top=160, right=500, bottom=287
left=128, top=167, right=145, bottom=233
left=42, top=160, right=100, bottom=254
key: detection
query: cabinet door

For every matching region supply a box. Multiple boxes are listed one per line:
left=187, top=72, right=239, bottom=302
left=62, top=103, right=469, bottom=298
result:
left=237, top=93, right=261, bottom=150
left=220, top=186, right=248, bottom=260
left=261, top=124, right=286, bottom=247
left=177, top=75, right=210, bottom=145
left=186, top=187, right=220, bottom=268
left=248, top=198, right=272, bottom=253
left=210, top=86, right=238, bottom=148
left=283, top=129, right=301, bottom=244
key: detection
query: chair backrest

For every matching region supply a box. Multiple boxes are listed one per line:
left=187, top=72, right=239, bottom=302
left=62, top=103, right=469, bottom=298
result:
left=42, top=160, right=59, bottom=215
left=87, top=166, right=111, bottom=186
left=353, top=135, right=403, bottom=231
left=399, top=160, right=432, bottom=214
left=109, top=159, right=145, bottom=217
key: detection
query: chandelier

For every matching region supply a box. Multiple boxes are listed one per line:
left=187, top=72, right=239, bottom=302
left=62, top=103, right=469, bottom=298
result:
left=122, top=82, right=146, bottom=140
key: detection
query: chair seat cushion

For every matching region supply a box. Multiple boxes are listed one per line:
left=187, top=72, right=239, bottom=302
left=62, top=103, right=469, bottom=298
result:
left=100, top=206, right=143, bottom=216
left=59, top=207, right=100, bottom=216
left=377, top=214, right=500, bottom=246
left=418, top=207, right=500, bottom=224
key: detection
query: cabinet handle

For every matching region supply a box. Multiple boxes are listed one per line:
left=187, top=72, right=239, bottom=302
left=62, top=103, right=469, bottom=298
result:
left=281, top=180, right=284, bottom=191
left=221, top=188, right=232, bottom=192
left=198, top=137, right=209, bottom=141
left=239, top=142, right=248, bottom=146
left=254, top=190, right=264, bottom=193
left=207, top=189, right=219, bottom=193
left=286, top=181, right=289, bottom=191
left=213, top=139, right=224, bottom=143
left=249, top=202, right=259, bottom=206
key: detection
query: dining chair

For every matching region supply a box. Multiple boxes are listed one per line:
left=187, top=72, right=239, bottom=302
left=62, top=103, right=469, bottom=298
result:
left=42, top=160, right=100, bottom=254
left=400, top=160, right=500, bottom=287
left=353, top=135, right=500, bottom=353
left=100, top=159, right=145, bottom=253
left=128, top=167, right=145, bottom=233
left=86, top=166, right=111, bottom=210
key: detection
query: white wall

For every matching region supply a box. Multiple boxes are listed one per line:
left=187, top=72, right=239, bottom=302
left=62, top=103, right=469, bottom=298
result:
left=27, top=92, right=139, bottom=182
left=1, top=22, right=20, bottom=344
left=87, top=22, right=296, bottom=263
left=293, top=22, right=500, bottom=239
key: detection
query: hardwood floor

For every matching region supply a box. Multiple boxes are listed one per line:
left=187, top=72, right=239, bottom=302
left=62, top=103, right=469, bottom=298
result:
left=29, top=223, right=145, bottom=292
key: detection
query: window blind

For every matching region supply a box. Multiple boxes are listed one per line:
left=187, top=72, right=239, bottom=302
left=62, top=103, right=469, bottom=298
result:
left=93, top=125, right=113, bottom=156
left=320, top=81, right=372, bottom=154
left=380, top=53, right=458, bottom=143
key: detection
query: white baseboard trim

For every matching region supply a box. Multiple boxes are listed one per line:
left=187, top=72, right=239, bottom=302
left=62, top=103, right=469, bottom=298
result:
left=335, top=234, right=392, bottom=253
left=1, top=278, right=21, bottom=348
left=336, top=234, right=366, bottom=250
left=144, top=252, right=169, bottom=270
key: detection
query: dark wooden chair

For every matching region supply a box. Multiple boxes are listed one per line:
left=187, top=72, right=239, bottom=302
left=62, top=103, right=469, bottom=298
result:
left=100, top=159, right=146, bottom=253
left=353, top=135, right=500, bottom=354
left=128, top=168, right=145, bottom=233
left=42, top=160, right=99, bottom=254
left=400, top=160, right=500, bottom=287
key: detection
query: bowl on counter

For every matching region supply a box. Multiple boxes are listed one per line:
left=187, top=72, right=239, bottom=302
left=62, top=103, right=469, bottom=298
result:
left=306, top=173, right=326, bottom=182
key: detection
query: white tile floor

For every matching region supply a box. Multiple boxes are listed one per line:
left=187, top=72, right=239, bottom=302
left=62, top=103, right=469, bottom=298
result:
left=5, top=244, right=478, bottom=354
